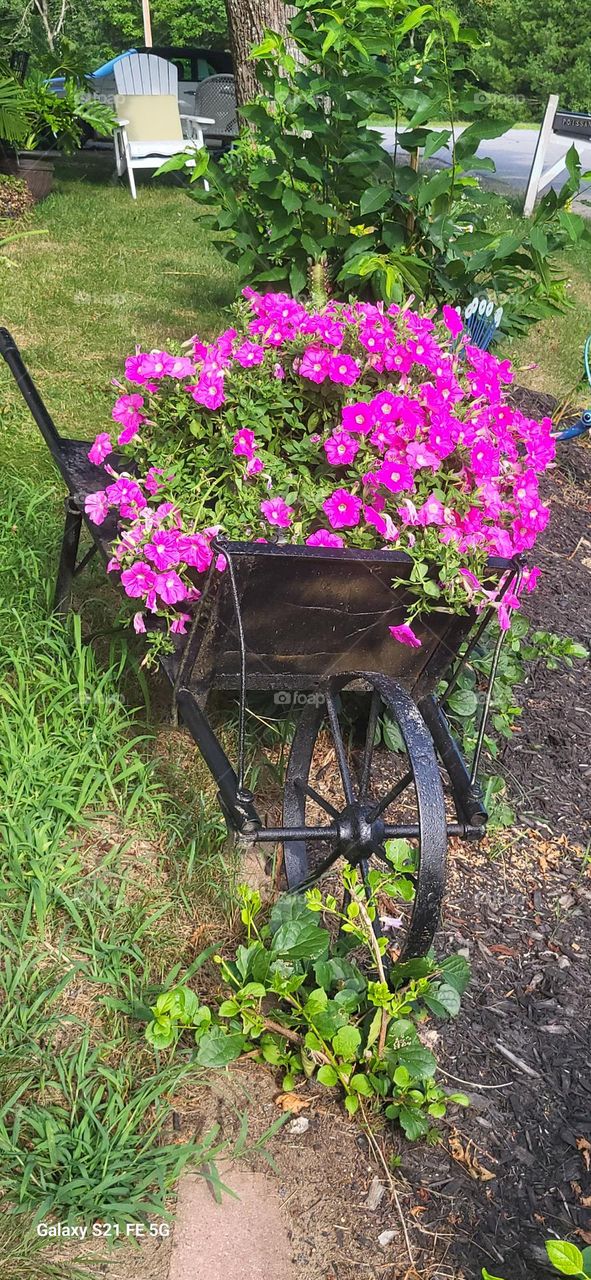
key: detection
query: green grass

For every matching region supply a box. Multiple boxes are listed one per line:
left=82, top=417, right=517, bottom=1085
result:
left=0, top=161, right=242, bottom=1238
left=0, top=154, right=235, bottom=469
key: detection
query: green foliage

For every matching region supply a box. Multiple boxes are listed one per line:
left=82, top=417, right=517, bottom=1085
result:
left=457, top=0, right=591, bottom=115
left=145, top=876, right=471, bottom=1137
left=0, top=0, right=228, bottom=69
left=175, top=0, right=588, bottom=328
left=482, top=1237, right=591, bottom=1280
left=22, top=73, right=115, bottom=154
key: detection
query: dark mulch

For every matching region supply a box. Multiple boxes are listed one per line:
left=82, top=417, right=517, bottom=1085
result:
left=395, top=390, right=591, bottom=1280
left=502, top=386, right=591, bottom=845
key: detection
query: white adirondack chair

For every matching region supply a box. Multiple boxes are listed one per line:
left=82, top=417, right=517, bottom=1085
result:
left=112, top=53, right=213, bottom=198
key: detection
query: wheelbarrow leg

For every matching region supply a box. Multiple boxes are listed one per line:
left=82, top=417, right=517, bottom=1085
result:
left=54, top=495, right=83, bottom=615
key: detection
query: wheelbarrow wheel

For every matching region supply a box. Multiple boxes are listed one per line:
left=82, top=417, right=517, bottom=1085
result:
left=281, top=672, right=447, bottom=961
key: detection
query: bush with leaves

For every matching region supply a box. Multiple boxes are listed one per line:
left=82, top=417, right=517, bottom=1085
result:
left=145, top=875, right=471, bottom=1138
left=165, top=0, right=589, bottom=330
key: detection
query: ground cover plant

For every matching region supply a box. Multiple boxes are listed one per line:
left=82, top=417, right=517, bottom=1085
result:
left=145, top=878, right=472, bottom=1135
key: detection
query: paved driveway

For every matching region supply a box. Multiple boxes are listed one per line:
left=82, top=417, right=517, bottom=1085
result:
left=379, top=126, right=591, bottom=213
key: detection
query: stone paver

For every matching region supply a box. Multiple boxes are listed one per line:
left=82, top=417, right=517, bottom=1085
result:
left=168, top=1169, right=298, bottom=1280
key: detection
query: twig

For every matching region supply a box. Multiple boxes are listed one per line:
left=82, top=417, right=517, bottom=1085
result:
left=494, top=1041, right=540, bottom=1079
left=359, top=1102, right=416, bottom=1269
left=438, top=1067, right=515, bottom=1090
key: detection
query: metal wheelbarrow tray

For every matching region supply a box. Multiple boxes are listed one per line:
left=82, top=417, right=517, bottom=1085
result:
left=1, top=327, right=519, bottom=960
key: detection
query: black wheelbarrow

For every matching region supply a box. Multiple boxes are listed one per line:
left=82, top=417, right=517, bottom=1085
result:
left=0, top=327, right=521, bottom=961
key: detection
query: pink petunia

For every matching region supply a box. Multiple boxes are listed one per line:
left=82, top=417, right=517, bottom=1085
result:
left=112, top=394, right=145, bottom=430
left=84, top=490, right=109, bottom=525
left=327, top=354, right=361, bottom=386
left=389, top=622, right=422, bottom=648
left=442, top=304, right=464, bottom=337
left=233, top=428, right=257, bottom=459
left=155, top=571, right=187, bottom=605
left=245, top=456, right=264, bottom=477
left=298, top=346, right=331, bottom=384
left=376, top=459, right=415, bottom=494
left=121, top=561, right=157, bottom=599
left=170, top=612, right=192, bottom=634
left=323, top=489, right=362, bottom=530
left=324, top=430, right=360, bottom=467
left=341, top=401, right=373, bottom=434
left=189, top=376, right=225, bottom=410
left=177, top=533, right=213, bottom=573
left=260, top=497, right=293, bottom=528
left=133, top=611, right=147, bottom=634
left=88, top=433, right=112, bottom=466
left=144, top=529, right=182, bottom=572
left=233, top=341, right=265, bottom=368
left=306, top=529, right=345, bottom=548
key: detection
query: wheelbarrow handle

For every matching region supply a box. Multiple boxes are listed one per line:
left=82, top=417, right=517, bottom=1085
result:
left=0, top=327, right=63, bottom=455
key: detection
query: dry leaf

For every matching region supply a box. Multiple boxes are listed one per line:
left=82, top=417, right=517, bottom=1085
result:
left=576, top=1229, right=591, bottom=1246
left=576, top=1137, right=591, bottom=1172
left=449, top=1133, right=496, bottom=1181
left=275, top=1092, right=311, bottom=1114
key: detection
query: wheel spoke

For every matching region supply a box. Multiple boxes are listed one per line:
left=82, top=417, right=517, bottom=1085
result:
left=359, top=689, right=381, bottom=801
left=369, top=768, right=413, bottom=820
left=294, top=777, right=340, bottom=820
left=325, top=688, right=356, bottom=805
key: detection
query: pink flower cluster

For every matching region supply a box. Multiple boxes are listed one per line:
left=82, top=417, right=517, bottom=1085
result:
left=85, top=291, right=555, bottom=647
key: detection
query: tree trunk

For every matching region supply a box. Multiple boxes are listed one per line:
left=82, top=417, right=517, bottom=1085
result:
left=225, top=0, right=289, bottom=107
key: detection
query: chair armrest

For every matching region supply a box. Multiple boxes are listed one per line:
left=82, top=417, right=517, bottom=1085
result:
left=115, top=118, right=130, bottom=127
left=180, top=114, right=216, bottom=125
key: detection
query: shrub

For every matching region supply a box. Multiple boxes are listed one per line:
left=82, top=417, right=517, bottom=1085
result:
left=163, top=0, right=589, bottom=330
left=145, top=880, right=472, bottom=1134
left=83, top=290, right=552, bottom=656
left=0, top=173, right=34, bottom=221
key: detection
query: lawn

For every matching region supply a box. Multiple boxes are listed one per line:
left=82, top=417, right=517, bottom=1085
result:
left=1, top=155, right=590, bottom=1279
left=0, top=160, right=242, bottom=1273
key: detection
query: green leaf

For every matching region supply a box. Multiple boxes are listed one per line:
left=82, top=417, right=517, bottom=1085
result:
left=344, top=1093, right=360, bottom=1116
left=360, top=186, right=391, bottom=216
left=396, top=1045, right=437, bottom=1080
left=439, top=955, right=471, bottom=995
left=282, top=187, right=302, bottom=214
left=272, top=920, right=330, bottom=961
left=545, top=1241, right=585, bottom=1276
left=350, top=1073, right=373, bottom=1095
left=397, top=4, right=433, bottom=35
left=317, top=1064, right=339, bottom=1087
left=424, top=983, right=461, bottom=1018
left=332, top=1025, right=362, bottom=1060
left=196, top=1027, right=245, bottom=1068
left=447, top=688, right=478, bottom=718
left=482, top=1268, right=506, bottom=1280
left=398, top=1104, right=429, bottom=1140
left=303, top=988, right=329, bottom=1019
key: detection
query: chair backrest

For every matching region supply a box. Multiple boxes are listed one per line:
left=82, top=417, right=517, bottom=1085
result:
left=114, top=53, right=178, bottom=97
left=114, top=94, right=183, bottom=144
left=194, top=74, right=238, bottom=140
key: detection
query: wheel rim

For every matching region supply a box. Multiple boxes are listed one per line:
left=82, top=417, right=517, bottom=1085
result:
left=281, top=673, right=447, bottom=960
